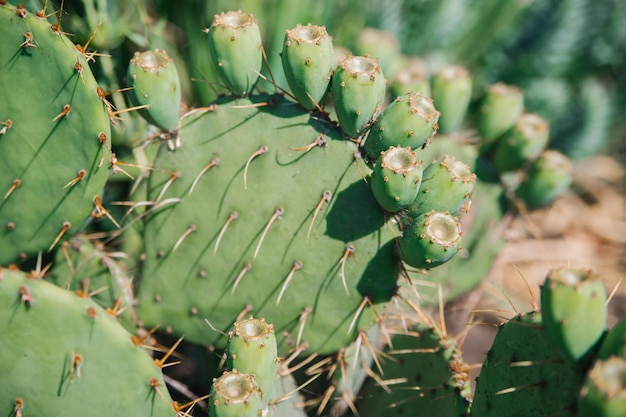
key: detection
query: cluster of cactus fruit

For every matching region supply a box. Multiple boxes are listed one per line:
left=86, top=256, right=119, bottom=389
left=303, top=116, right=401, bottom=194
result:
left=0, top=2, right=620, bottom=416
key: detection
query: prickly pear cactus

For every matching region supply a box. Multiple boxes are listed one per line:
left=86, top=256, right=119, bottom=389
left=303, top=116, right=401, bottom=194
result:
left=0, top=3, right=111, bottom=265
left=0, top=268, right=176, bottom=417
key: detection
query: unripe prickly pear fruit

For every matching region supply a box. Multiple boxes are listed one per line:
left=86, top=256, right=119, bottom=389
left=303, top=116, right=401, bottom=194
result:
left=431, top=65, right=472, bottom=134
left=227, top=317, right=278, bottom=407
left=206, top=11, right=263, bottom=96
left=363, top=92, right=440, bottom=160
left=492, top=113, right=550, bottom=173
left=390, top=56, right=431, bottom=98
left=541, top=267, right=607, bottom=364
left=127, top=49, right=181, bottom=131
left=579, top=356, right=626, bottom=417
left=281, top=24, right=334, bottom=110
left=332, top=55, right=386, bottom=138
left=371, top=146, right=424, bottom=213
left=515, top=149, right=573, bottom=209
left=405, top=155, right=476, bottom=218
left=209, top=370, right=263, bottom=417
left=398, top=211, right=462, bottom=269
left=477, top=83, right=525, bottom=146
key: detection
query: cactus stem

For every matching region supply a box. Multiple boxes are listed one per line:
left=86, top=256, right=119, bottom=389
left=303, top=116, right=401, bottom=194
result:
left=47, top=221, right=71, bottom=252
left=243, top=145, right=268, bottom=189
left=189, top=158, right=219, bottom=196
left=92, top=195, right=120, bottom=228
left=231, top=262, right=252, bottom=295
left=172, top=224, right=197, bottom=252
left=3, top=178, right=21, bottom=200
left=338, top=245, right=356, bottom=296
left=276, top=260, right=303, bottom=305
left=296, top=306, right=313, bottom=346
left=214, top=211, right=238, bottom=256
left=0, top=119, right=12, bottom=135
left=288, top=134, right=327, bottom=152
left=253, top=207, right=284, bottom=260
left=307, top=190, right=332, bottom=240
left=63, top=169, right=87, bottom=189
left=51, top=104, right=71, bottom=122
left=348, top=297, right=371, bottom=335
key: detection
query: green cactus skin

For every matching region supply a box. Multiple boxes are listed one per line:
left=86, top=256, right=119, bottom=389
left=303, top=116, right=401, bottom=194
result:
left=398, top=211, right=462, bottom=269
left=0, top=268, right=176, bottom=417
left=471, top=311, right=583, bottom=417
left=598, top=318, right=626, bottom=360
left=390, top=56, right=431, bottom=99
left=362, top=92, right=440, bottom=160
left=205, top=11, right=263, bottom=96
left=514, top=149, right=573, bottom=209
left=127, top=49, right=182, bottom=131
left=492, top=113, right=550, bottom=173
left=540, top=267, right=607, bottom=364
left=370, top=146, right=424, bottom=213
left=0, top=3, right=111, bottom=266
left=281, top=24, right=334, bottom=110
left=579, top=357, right=626, bottom=417
left=332, top=55, right=386, bottom=138
left=227, top=317, right=279, bottom=407
left=431, top=65, right=472, bottom=134
left=357, top=323, right=471, bottom=417
left=209, top=370, right=264, bottom=417
left=477, top=83, right=525, bottom=147
left=137, top=94, right=400, bottom=355
left=404, top=155, right=476, bottom=219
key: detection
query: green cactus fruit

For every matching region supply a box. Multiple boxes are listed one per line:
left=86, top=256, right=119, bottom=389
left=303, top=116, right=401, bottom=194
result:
left=390, top=56, right=431, bottom=98
left=0, top=3, right=111, bottom=266
left=598, top=318, right=626, bottom=360
left=579, top=356, right=626, bottom=417
left=227, top=317, right=279, bottom=407
left=471, top=311, right=583, bottom=417
left=540, top=267, right=607, bottom=364
left=210, top=370, right=264, bottom=417
left=332, top=55, right=386, bottom=138
left=127, top=49, right=182, bottom=131
left=354, top=28, right=402, bottom=78
left=431, top=65, right=472, bottom=134
left=281, top=24, right=334, bottom=110
left=398, top=211, right=462, bottom=269
left=49, top=234, right=137, bottom=329
left=492, top=113, right=550, bottom=173
left=405, top=155, right=476, bottom=218
left=137, top=94, right=400, bottom=355
left=370, top=146, right=424, bottom=212
left=477, top=82, right=525, bottom=147
left=205, top=10, right=263, bottom=96
left=357, top=322, right=471, bottom=417
left=515, top=149, right=573, bottom=209
left=0, top=268, right=176, bottom=417
left=362, top=92, right=440, bottom=160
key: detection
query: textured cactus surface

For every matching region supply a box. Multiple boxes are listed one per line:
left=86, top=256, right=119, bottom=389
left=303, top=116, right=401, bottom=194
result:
left=0, top=268, right=176, bottom=417
left=0, top=3, right=111, bottom=265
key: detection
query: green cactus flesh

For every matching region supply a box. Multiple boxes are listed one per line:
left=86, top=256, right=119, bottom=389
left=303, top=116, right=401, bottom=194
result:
left=471, top=311, right=584, bottom=417
left=0, top=268, right=176, bottom=417
left=0, top=3, right=111, bottom=266
left=357, top=322, right=471, bottom=417
left=137, top=94, right=400, bottom=354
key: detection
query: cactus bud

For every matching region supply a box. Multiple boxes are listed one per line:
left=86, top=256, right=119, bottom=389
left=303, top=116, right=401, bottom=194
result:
left=281, top=24, right=334, bottom=110
left=390, top=56, right=431, bottom=98
left=332, top=55, right=386, bottom=138
left=431, top=65, right=472, bottom=134
left=515, top=149, right=572, bottom=209
left=127, top=49, right=181, bottom=131
left=478, top=83, right=525, bottom=147
left=206, top=11, right=263, bottom=96
left=371, top=146, right=424, bottom=213
left=363, top=92, right=440, bottom=160
left=492, top=113, right=550, bottom=173
left=398, top=211, right=462, bottom=269
left=209, top=370, right=264, bottom=417
left=579, top=357, right=626, bottom=417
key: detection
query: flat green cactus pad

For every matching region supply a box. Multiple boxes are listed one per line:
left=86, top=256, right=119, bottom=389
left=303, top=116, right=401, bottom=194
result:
left=137, top=95, right=400, bottom=354
left=0, top=268, right=176, bottom=417
left=0, top=4, right=111, bottom=265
